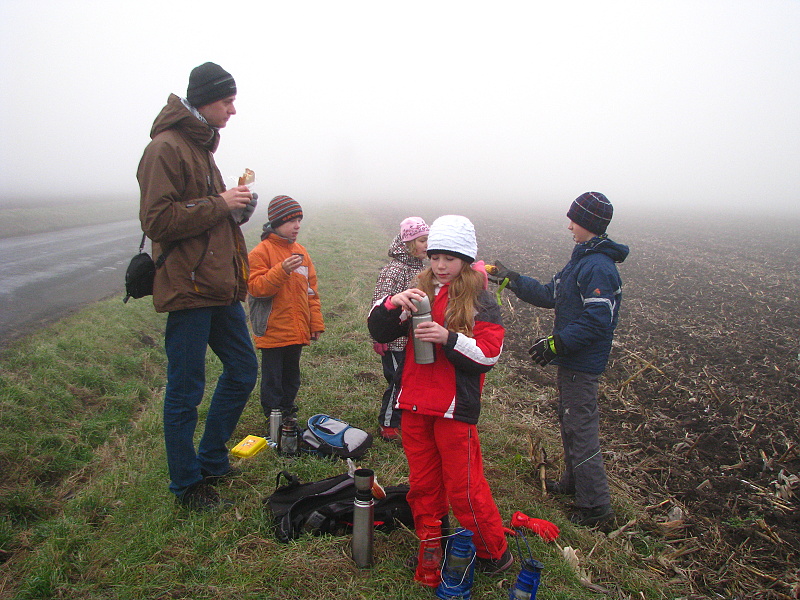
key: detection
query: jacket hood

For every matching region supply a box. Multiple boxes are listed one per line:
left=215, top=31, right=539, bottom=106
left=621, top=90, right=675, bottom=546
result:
left=150, top=93, right=220, bottom=152
left=387, top=234, right=424, bottom=267
left=261, top=223, right=297, bottom=244
left=261, top=223, right=276, bottom=241
left=574, top=234, right=629, bottom=263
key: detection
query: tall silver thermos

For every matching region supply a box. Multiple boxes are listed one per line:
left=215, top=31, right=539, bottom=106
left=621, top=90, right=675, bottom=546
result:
left=352, top=468, right=375, bottom=568
left=411, top=295, right=435, bottom=364
left=269, top=408, right=282, bottom=446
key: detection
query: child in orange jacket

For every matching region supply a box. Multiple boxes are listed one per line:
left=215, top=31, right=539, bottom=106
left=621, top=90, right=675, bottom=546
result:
left=248, top=196, right=324, bottom=421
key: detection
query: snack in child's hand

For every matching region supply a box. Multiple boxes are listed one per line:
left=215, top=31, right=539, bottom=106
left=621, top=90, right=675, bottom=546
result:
left=238, top=168, right=255, bottom=187
left=484, top=264, right=498, bottom=275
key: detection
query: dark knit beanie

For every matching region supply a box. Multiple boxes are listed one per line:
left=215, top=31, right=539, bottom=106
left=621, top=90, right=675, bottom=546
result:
left=186, top=62, right=237, bottom=108
left=566, top=192, right=613, bottom=235
left=268, top=195, right=303, bottom=228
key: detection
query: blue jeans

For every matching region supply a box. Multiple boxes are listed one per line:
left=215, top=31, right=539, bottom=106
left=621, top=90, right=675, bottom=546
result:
left=163, top=303, right=258, bottom=497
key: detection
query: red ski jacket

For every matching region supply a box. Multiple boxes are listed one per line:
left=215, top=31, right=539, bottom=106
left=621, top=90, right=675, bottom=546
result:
left=367, top=284, right=504, bottom=424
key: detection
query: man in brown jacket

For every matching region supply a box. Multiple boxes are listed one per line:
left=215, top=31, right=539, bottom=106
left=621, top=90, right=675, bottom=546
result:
left=137, top=62, right=258, bottom=510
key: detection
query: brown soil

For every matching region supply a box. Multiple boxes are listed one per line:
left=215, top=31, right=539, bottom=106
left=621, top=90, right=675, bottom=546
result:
left=470, top=208, right=800, bottom=599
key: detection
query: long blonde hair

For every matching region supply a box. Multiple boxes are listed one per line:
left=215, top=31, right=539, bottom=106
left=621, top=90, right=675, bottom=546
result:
left=416, top=260, right=484, bottom=336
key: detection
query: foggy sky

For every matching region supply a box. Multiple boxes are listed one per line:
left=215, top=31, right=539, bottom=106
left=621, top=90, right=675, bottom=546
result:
left=1, top=0, right=798, bottom=216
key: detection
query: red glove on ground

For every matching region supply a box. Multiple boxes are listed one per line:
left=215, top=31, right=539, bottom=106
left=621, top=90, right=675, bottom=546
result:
left=511, top=511, right=560, bottom=542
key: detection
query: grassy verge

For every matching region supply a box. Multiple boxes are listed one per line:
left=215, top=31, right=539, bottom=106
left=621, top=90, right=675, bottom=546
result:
left=0, top=206, right=680, bottom=599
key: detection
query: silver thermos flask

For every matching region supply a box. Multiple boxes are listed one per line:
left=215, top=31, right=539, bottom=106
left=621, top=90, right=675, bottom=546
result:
left=269, top=408, right=282, bottom=446
left=351, top=468, right=375, bottom=568
left=411, top=295, right=435, bottom=364
left=279, top=417, right=299, bottom=457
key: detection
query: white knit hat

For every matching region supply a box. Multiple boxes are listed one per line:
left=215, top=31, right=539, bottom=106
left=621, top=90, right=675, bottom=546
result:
left=426, top=215, right=477, bottom=263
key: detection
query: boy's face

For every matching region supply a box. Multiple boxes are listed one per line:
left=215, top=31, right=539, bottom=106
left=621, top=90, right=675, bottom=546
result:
left=568, top=220, right=596, bottom=244
left=274, top=217, right=302, bottom=242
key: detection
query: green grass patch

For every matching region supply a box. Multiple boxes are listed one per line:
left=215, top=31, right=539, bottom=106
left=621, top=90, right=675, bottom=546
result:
left=0, top=206, right=683, bottom=599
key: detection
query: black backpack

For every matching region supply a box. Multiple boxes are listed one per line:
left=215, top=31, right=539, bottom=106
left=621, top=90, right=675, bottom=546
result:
left=265, top=471, right=414, bottom=543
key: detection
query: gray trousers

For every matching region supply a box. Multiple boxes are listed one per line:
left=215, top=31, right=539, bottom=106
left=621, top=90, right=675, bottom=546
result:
left=556, top=366, right=611, bottom=509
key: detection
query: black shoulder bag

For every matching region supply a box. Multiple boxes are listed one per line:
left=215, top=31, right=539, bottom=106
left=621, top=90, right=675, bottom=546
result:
left=123, top=233, right=170, bottom=303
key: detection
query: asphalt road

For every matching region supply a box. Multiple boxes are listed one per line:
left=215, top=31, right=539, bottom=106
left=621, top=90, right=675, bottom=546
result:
left=0, top=219, right=144, bottom=344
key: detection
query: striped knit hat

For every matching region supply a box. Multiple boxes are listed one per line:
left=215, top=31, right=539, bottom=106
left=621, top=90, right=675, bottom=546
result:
left=268, top=195, right=303, bottom=228
left=567, top=192, right=613, bottom=235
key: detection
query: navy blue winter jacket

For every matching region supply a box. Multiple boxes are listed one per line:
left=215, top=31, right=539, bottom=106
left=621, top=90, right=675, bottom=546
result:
left=509, top=235, right=629, bottom=374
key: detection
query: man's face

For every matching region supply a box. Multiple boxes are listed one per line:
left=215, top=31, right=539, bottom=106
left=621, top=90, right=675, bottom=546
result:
left=568, top=220, right=596, bottom=244
left=198, top=95, right=236, bottom=128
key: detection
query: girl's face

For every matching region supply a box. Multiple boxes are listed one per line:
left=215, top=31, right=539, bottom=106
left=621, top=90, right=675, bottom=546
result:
left=429, top=253, right=466, bottom=284
left=411, top=235, right=428, bottom=260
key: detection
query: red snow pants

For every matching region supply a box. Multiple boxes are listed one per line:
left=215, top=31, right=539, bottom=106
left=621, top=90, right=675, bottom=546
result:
left=401, top=411, right=508, bottom=560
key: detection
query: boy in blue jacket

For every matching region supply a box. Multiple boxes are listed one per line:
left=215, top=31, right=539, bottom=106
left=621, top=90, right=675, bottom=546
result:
left=490, top=192, right=629, bottom=527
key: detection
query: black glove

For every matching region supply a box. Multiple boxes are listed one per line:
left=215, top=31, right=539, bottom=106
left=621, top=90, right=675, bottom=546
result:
left=487, top=260, right=520, bottom=285
left=528, top=335, right=563, bottom=367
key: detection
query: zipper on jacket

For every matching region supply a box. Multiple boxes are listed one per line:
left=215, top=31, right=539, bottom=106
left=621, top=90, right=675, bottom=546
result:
left=187, top=152, right=216, bottom=292
left=190, top=230, right=211, bottom=292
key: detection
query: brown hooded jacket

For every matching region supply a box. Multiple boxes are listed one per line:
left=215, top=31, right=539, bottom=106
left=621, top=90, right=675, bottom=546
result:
left=137, top=94, right=248, bottom=313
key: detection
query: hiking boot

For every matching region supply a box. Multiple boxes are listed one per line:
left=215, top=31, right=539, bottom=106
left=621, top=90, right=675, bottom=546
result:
left=176, top=481, right=231, bottom=511
left=379, top=426, right=401, bottom=441
left=201, top=466, right=243, bottom=485
left=476, top=549, right=514, bottom=575
left=545, top=479, right=574, bottom=495
left=569, top=504, right=615, bottom=527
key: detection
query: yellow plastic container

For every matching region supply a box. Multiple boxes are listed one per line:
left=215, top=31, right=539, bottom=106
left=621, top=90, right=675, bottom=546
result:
left=230, top=435, right=267, bottom=458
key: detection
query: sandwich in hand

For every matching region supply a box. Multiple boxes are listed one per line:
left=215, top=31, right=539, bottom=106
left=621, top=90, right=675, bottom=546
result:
left=238, top=168, right=255, bottom=187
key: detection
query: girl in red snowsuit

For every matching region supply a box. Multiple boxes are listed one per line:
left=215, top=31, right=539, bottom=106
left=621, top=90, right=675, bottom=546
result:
left=367, top=215, right=513, bottom=574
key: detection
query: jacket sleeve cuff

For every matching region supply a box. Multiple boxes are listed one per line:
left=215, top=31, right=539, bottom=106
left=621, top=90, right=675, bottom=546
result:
left=445, top=330, right=459, bottom=349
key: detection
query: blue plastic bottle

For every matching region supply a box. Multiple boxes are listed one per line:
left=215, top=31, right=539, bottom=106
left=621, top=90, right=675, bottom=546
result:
left=435, top=528, right=476, bottom=600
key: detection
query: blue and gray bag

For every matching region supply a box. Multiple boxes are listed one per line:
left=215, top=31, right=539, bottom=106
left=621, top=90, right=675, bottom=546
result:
left=302, top=414, right=373, bottom=459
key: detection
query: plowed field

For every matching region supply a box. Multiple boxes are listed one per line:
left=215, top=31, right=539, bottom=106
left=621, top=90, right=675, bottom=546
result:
left=384, top=206, right=800, bottom=599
